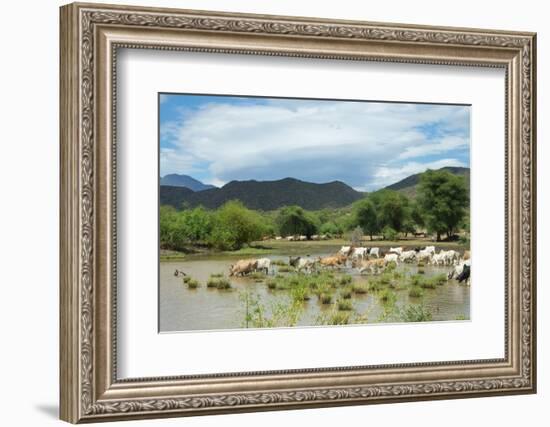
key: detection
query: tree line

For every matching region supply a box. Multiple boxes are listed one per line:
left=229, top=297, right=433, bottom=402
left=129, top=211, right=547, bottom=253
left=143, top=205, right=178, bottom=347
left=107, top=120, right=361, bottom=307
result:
left=160, top=170, right=469, bottom=251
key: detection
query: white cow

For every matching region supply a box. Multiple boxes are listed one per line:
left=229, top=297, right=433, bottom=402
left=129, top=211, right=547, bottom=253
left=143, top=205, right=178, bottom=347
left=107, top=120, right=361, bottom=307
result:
left=416, top=249, right=433, bottom=263
left=424, top=246, right=436, bottom=255
left=339, top=246, right=353, bottom=257
left=255, top=258, right=271, bottom=275
left=369, top=247, right=380, bottom=258
left=384, top=253, right=400, bottom=265
left=399, top=250, right=417, bottom=263
left=440, top=250, right=460, bottom=266
left=297, top=258, right=317, bottom=273
left=447, top=259, right=471, bottom=280
left=389, top=246, right=403, bottom=255
left=298, top=235, right=307, bottom=241
left=351, top=247, right=369, bottom=260
left=431, top=252, right=446, bottom=266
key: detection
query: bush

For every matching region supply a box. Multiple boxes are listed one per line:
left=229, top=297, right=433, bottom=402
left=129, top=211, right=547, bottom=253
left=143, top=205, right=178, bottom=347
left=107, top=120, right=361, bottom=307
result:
left=408, top=286, right=424, bottom=298
left=207, top=276, right=231, bottom=289
left=379, top=288, right=397, bottom=305
left=339, top=274, right=353, bottom=286
left=352, top=283, right=369, bottom=294
left=320, top=293, right=333, bottom=304
left=381, top=225, right=398, bottom=241
left=400, top=304, right=433, bottom=322
left=337, top=300, right=353, bottom=311
left=187, top=278, right=200, bottom=289
left=266, top=278, right=277, bottom=289
left=340, top=288, right=353, bottom=299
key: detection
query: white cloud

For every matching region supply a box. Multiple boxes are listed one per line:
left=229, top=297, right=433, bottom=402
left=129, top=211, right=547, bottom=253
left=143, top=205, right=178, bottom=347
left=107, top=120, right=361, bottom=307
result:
left=160, top=99, right=469, bottom=190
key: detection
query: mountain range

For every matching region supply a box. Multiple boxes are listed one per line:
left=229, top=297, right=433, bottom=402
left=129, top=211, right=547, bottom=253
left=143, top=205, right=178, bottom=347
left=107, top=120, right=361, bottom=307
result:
left=160, top=174, right=216, bottom=191
left=160, top=167, right=470, bottom=211
left=384, top=166, right=470, bottom=198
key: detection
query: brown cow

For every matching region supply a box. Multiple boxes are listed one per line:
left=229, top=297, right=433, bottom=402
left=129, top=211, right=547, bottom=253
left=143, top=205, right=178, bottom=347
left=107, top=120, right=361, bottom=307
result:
left=318, top=254, right=347, bottom=268
left=229, top=259, right=258, bottom=277
left=354, top=258, right=386, bottom=275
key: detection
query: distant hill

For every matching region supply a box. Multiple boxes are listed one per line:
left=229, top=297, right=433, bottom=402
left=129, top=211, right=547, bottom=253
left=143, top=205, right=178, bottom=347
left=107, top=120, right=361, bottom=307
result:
left=160, top=177, right=364, bottom=210
left=384, top=166, right=470, bottom=198
left=160, top=174, right=216, bottom=191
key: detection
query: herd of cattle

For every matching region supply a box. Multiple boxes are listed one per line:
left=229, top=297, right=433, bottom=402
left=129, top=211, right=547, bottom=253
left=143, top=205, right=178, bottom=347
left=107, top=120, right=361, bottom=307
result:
left=227, top=245, right=471, bottom=285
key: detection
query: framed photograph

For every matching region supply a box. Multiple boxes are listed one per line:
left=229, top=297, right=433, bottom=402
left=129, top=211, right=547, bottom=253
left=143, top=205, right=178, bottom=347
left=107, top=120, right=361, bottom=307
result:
left=60, top=2, right=537, bottom=423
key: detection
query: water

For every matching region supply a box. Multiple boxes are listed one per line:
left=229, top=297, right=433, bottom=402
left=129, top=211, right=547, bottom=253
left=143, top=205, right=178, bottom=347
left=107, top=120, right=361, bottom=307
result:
left=160, top=248, right=470, bottom=332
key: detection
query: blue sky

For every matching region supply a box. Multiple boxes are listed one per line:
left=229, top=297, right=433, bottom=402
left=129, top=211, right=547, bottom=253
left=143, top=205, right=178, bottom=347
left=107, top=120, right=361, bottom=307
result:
left=159, top=93, right=470, bottom=191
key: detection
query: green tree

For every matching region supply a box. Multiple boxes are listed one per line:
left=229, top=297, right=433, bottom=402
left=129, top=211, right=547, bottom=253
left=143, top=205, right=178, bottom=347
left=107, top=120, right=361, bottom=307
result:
left=370, top=189, right=410, bottom=233
left=417, top=170, right=468, bottom=241
left=276, top=205, right=319, bottom=238
left=319, top=221, right=343, bottom=237
left=209, top=200, right=265, bottom=250
left=353, top=198, right=379, bottom=240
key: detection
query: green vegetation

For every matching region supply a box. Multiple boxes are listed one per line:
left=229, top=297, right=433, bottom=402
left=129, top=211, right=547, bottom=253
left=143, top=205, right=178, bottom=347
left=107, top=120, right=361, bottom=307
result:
left=337, top=299, right=353, bottom=311
left=276, top=205, right=320, bottom=238
left=417, top=170, right=468, bottom=241
left=206, top=275, right=231, bottom=289
left=186, top=278, right=200, bottom=289
left=408, top=286, right=424, bottom=298
left=399, top=304, right=433, bottom=322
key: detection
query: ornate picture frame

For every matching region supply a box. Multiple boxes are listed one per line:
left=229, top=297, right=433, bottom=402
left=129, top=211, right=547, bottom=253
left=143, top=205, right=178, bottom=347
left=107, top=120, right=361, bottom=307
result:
left=60, top=2, right=536, bottom=423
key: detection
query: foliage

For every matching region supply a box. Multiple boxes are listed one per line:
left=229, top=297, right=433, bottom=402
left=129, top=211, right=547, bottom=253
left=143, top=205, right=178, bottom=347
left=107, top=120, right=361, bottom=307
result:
left=381, top=226, right=398, bottom=241
left=417, top=170, right=469, bottom=240
left=350, top=226, right=364, bottom=245
left=276, top=205, right=319, bottom=237
left=399, top=304, right=433, bottom=322
left=352, top=198, right=379, bottom=239
left=208, top=200, right=266, bottom=250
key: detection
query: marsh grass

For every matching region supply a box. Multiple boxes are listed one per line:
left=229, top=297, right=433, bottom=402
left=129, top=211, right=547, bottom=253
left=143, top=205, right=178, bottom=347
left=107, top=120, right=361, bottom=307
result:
left=277, top=265, right=295, bottom=273
left=319, top=293, right=333, bottom=304
left=379, top=288, right=397, bottom=304
left=249, top=272, right=266, bottom=282
left=340, top=287, right=353, bottom=299
left=408, top=286, right=424, bottom=298
left=271, top=259, right=287, bottom=266
left=207, top=275, right=231, bottom=289
left=352, top=283, right=369, bottom=294
left=339, top=274, right=353, bottom=286
left=337, top=299, right=353, bottom=311
left=182, top=276, right=192, bottom=284
left=187, top=278, right=200, bottom=289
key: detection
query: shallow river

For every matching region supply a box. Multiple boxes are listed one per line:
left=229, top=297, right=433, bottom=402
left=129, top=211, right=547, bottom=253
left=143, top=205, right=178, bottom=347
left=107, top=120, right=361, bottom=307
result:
left=160, top=248, right=470, bottom=332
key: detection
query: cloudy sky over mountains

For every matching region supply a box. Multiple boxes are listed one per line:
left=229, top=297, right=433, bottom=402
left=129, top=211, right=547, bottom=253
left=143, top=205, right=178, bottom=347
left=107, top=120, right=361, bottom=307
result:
left=159, top=93, right=470, bottom=191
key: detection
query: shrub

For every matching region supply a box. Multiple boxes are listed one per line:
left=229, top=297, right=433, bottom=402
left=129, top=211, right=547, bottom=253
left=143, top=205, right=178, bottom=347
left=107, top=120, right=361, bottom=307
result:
left=337, top=300, right=353, bottom=311
left=408, top=286, right=424, bottom=298
left=216, top=278, right=231, bottom=290
left=187, top=278, right=200, bottom=289
left=352, top=283, right=369, bottom=294
left=266, top=278, right=277, bottom=289
left=320, top=293, right=333, bottom=304
left=381, top=226, right=398, bottom=241
left=340, top=288, right=353, bottom=299
left=339, top=274, right=353, bottom=286
left=379, top=288, right=396, bottom=304
left=400, top=304, right=433, bottom=322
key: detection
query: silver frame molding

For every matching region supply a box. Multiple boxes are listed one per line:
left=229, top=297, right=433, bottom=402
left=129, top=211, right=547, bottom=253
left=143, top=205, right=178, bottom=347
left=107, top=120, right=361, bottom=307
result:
left=60, top=2, right=537, bottom=423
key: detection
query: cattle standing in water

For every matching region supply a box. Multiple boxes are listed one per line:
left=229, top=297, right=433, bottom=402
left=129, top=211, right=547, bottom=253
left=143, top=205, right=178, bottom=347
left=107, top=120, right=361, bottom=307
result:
left=255, top=258, right=271, bottom=275
left=289, top=256, right=301, bottom=268
left=354, top=258, right=385, bottom=274
left=399, top=250, right=417, bottom=263
left=389, top=247, right=403, bottom=255
left=384, top=253, right=400, bottom=265
left=456, top=264, right=470, bottom=284
left=369, top=247, right=380, bottom=258
left=319, top=254, right=347, bottom=268
left=229, top=259, right=258, bottom=277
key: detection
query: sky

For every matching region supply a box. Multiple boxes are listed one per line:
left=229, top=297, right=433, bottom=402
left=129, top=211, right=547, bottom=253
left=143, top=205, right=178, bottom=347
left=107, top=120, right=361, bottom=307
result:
left=159, top=93, right=470, bottom=191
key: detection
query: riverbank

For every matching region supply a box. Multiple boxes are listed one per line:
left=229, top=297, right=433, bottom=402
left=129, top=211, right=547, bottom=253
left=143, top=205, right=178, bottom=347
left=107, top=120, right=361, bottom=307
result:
left=160, top=238, right=467, bottom=261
